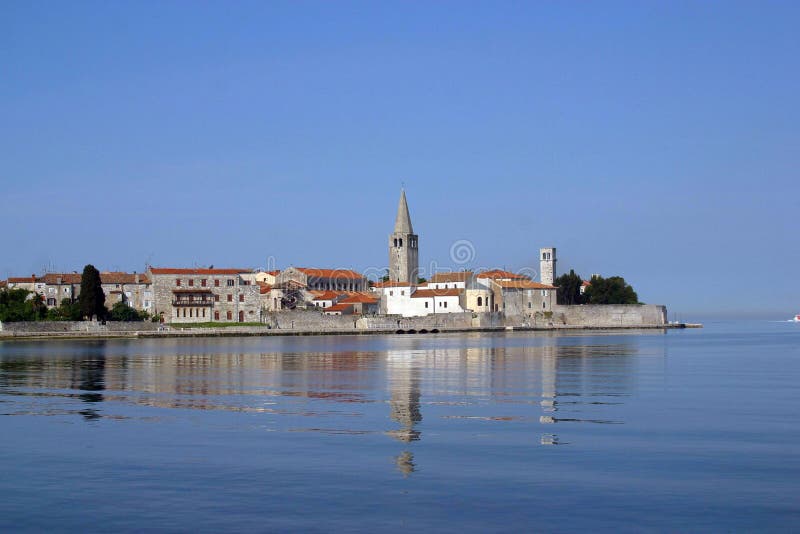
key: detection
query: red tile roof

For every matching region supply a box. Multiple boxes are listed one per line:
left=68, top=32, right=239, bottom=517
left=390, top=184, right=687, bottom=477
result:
left=8, top=276, right=38, bottom=283
left=429, top=272, right=472, bottom=283
left=411, top=289, right=462, bottom=298
left=324, top=303, right=353, bottom=312
left=310, top=291, right=342, bottom=301
left=582, top=280, right=592, bottom=287
left=493, top=280, right=556, bottom=289
left=477, top=269, right=531, bottom=280
left=100, top=272, right=150, bottom=284
left=339, top=293, right=378, bottom=304
left=150, top=268, right=250, bottom=275
left=41, top=273, right=82, bottom=284
left=296, top=267, right=365, bottom=280
left=257, top=282, right=273, bottom=294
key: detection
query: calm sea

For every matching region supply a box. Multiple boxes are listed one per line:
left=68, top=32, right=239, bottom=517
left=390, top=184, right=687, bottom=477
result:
left=1, top=321, right=798, bottom=532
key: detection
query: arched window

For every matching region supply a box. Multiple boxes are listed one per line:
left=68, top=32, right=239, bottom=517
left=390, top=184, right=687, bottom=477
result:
left=477, top=296, right=483, bottom=306
left=399, top=238, right=403, bottom=247
left=394, top=238, right=398, bottom=247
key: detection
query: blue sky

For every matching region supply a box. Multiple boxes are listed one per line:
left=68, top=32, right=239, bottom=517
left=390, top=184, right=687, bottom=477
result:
left=2, top=1, right=798, bottom=318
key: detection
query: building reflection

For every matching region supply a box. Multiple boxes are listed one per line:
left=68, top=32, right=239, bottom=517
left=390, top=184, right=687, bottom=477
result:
left=0, top=333, right=653, bottom=454
left=385, top=350, right=422, bottom=443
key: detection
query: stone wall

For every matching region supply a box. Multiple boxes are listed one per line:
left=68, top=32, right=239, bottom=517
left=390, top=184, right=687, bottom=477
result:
left=550, top=304, right=667, bottom=327
left=0, top=321, right=160, bottom=334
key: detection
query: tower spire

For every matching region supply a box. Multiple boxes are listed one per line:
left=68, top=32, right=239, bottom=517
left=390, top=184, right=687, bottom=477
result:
left=394, top=189, right=414, bottom=234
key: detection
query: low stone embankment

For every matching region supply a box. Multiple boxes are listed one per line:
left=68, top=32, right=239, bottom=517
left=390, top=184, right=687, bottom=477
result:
left=0, top=304, right=671, bottom=340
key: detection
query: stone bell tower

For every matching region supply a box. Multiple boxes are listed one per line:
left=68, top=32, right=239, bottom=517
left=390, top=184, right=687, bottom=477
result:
left=540, top=247, right=556, bottom=286
left=389, top=190, right=419, bottom=283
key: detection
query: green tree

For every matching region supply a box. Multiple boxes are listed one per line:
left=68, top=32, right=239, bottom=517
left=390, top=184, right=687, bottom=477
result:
left=0, top=288, right=47, bottom=322
left=78, top=264, right=107, bottom=320
left=554, top=269, right=585, bottom=305
left=109, top=301, right=144, bottom=321
left=584, top=275, right=639, bottom=305
left=46, top=298, right=82, bottom=321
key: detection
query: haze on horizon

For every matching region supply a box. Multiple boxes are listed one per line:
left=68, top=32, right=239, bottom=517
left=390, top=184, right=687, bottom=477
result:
left=2, top=1, right=798, bottom=320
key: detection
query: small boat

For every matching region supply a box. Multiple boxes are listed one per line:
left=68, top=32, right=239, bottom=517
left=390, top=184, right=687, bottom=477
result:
left=794, top=314, right=800, bottom=322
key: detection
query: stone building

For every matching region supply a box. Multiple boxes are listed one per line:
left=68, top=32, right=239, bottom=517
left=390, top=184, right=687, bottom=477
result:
left=490, top=279, right=557, bottom=317
left=148, top=267, right=260, bottom=323
left=39, top=273, right=82, bottom=307
left=9, top=272, right=152, bottom=312
left=540, top=247, right=556, bottom=286
left=99, top=272, right=152, bottom=312
left=388, top=190, right=419, bottom=283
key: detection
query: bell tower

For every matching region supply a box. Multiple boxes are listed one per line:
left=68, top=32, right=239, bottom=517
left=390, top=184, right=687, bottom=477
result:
left=389, top=190, right=419, bottom=283
left=540, top=247, right=556, bottom=286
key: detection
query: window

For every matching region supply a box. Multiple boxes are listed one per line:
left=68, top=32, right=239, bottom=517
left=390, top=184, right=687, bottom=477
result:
left=176, top=279, right=181, bottom=287
left=425, top=302, right=429, bottom=308
left=214, top=294, right=220, bottom=302
left=444, top=301, right=448, bottom=308
left=528, top=302, right=532, bottom=309
left=214, top=311, right=219, bottom=321
left=202, top=309, right=206, bottom=318
left=227, top=294, right=233, bottom=302
left=227, top=279, right=235, bottom=287
left=399, top=238, right=403, bottom=247
left=64, top=288, right=69, bottom=293
left=543, top=302, right=546, bottom=309
left=477, top=296, right=483, bottom=306
left=394, top=238, right=398, bottom=247
left=189, top=279, right=194, bottom=287
left=226, top=311, right=232, bottom=320
left=401, top=290, right=405, bottom=296
left=47, top=298, right=56, bottom=306
left=214, top=279, right=220, bottom=287
left=390, top=291, right=394, bottom=296
left=239, top=294, right=244, bottom=302
left=125, top=291, right=131, bottom=297
left=541, top=290, right=548, bottom=297
left=189, top=309, right=193, bottom=318
left=201, top=279, right=207, bottom=287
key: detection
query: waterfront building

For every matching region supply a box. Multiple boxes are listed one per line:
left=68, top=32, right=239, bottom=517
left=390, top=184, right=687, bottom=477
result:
left=148, top=267, right=260, bottom=323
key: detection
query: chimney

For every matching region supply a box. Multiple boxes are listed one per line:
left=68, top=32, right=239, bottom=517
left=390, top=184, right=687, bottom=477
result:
left=135, top=273, right=140, bottom=284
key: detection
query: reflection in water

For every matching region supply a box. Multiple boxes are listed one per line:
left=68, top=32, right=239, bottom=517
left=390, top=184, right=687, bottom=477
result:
left=386, top=350, right=422, bottom=443
left=394, top=451, right=415, bottom=477
left=0, top=333, right=656, bottom=460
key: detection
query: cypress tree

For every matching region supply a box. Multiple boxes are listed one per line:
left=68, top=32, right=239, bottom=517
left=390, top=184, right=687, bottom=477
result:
left=78, top=264, right=106, bottom=320
left=554, top=269, right=585, bottom=305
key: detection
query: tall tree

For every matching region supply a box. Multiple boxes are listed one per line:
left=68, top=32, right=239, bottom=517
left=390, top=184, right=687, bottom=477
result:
left=554, top=269, right=585, bottom=305
left=78, top=264, right=106, bottom=319
left=584, top=275, right=639, bottom=305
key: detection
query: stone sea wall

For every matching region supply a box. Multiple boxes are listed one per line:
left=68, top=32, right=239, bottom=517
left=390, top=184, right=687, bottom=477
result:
left=1, top=305, right=668, bottom=339
left=0, top=321, right=160, bottom=334
left=551, top=304, right=667, bottom=327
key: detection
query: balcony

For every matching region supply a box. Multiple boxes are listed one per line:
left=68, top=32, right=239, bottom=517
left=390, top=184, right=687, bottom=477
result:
left=172, top=298, right=214, bottom=306
left=172, top=289, right=214, bottom=306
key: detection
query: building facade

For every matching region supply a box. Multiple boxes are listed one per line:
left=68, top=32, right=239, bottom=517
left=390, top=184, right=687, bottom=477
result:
left=148, top=268, right=260, bottom=323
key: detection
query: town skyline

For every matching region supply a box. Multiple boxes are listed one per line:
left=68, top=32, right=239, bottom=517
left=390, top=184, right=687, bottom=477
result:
left=3, top=2, right=798, bottom=318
